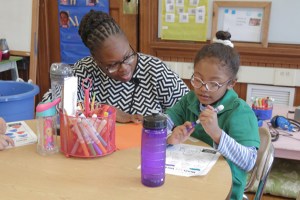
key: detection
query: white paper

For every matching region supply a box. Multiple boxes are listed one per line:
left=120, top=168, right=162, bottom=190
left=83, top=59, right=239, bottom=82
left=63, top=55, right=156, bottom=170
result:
left=223, top=9, right=263, bottom=42
left=165, top=13, right=175, bottom=23
left=179, top=13, right=189, bottom=23
left=166, top=0, right=175, bottom=13
left=195, top=6, right=206, bottom=24
left=189, top=0, right=199, bottom=7
left=166, top=143, right=220, bottom=177
left=63, top=76, right=78, bottom=116
left=176, top=0, right=184, bottom=7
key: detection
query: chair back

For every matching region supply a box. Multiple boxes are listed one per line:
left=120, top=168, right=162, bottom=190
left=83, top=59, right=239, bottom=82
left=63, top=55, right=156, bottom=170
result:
left=244, top=127, right=275, bottom=200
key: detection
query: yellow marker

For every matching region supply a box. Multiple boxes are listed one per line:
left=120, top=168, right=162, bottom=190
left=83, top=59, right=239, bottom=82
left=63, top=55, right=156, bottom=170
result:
left=104, top=112, right=109, bottom=117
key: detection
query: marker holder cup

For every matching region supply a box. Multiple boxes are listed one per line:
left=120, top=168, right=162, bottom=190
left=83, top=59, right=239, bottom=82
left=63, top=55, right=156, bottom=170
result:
left=59, top=104, right=116, bottom=158
left=252, top=107, right=273, bottom=120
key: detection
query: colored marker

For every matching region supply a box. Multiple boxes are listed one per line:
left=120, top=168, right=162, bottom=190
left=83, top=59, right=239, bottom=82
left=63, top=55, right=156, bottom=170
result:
left=96, top=119, right=107, bottom=133
left=99, top=105, right=110, bottom=116
left=81, top=119, right=106, bottom=154
left=71, top=139, right=80, bottom=155
left=187, top=105, right=224, bottom=132
left=91, top=113, right=99, bottom=127
left=79, top=112, right=107, bottom=147
left=72, top=124, right=89, bottom=156
left=78, top=122, right=96, bottom=156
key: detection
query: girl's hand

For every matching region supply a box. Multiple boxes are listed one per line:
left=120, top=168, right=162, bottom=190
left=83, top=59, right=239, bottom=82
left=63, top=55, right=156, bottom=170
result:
left=0, top=134, right=14, bottom=150
left=199, top=105, right=222, bottom=143
left=167, top=121, right=194, bottom=145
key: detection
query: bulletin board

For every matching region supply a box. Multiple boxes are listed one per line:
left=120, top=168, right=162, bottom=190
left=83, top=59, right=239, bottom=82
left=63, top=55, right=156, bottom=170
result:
left=58, top=0, right=109, bottom=64
left=212, top=1, right=271, bottom=47
left=0, top=0, right=32, bottom=53
left=161, top=0, right=209, bottom=42
left=159, top=0, right=300, bottom=45
left=0, top=0, right=39, bottom=83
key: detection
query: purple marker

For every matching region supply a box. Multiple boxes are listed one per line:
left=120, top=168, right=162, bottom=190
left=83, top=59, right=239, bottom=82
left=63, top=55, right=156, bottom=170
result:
left=187, top=105, right=224, bottom=132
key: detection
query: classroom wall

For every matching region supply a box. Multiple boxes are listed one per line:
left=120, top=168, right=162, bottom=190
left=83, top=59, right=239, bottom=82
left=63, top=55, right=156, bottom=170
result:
left=158, top=0, right=300, bottom=44
left=0, top=0, right=33, bottom=53
left=139, top=0, right=300, bottom=106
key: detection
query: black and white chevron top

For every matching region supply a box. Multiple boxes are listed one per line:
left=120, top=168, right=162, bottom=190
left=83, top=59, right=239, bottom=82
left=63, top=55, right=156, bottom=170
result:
left=43, top=53, right=189, bottom=116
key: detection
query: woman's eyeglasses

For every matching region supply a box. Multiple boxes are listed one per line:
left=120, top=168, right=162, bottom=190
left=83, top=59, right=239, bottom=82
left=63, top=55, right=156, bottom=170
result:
left=101, top=47, right=137, bottom=73
left=190, top=74, right=231, bottom=92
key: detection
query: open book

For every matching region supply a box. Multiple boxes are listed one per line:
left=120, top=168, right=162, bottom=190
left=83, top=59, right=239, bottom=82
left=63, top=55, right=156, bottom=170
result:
left=5, top=121, right=37, bottom=147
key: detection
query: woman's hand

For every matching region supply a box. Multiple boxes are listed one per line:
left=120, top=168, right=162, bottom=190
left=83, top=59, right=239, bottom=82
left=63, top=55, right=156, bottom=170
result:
left=130, top=114, right=143, bottom=123
left=116, top=108, right=143, bottom=123
left=167, top=121, right=194, bottom=145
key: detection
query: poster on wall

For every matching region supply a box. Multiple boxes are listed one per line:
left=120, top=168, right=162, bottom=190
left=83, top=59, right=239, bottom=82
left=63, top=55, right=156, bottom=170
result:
left=58, top=0, right=109, bottom=64
left=161, top=0, right=208, bottom=41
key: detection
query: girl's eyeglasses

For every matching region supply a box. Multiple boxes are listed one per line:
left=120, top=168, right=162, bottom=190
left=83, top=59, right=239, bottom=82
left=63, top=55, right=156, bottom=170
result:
left=190, top=74, right=231, bottom=92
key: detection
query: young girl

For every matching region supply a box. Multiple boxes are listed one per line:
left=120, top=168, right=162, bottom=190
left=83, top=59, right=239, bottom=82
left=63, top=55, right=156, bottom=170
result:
left=0, top=117, right=14, bottom=150
left=165, top=31, right=260, bottom=200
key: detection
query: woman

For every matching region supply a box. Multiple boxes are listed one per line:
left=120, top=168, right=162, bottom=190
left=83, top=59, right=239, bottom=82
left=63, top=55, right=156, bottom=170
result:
left=43, top=10, right=189, bottom=123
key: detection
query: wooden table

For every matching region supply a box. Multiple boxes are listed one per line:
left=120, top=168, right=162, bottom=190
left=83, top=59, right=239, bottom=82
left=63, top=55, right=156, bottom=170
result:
left=0, top=120, right=232, bottom=200
left=0, top=56, right=22, bottom=80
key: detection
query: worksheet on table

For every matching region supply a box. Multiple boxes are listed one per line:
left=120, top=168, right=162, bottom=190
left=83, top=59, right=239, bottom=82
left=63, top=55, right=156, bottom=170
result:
left=166, top=143, right=220, bottom=177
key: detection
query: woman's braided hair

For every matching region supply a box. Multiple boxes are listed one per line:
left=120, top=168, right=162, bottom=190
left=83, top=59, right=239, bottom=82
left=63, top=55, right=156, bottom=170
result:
left=78, top=10, right=124, bottom=53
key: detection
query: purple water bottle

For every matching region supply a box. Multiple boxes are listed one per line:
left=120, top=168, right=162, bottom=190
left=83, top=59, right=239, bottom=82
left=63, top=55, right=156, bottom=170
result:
left=141, top=111, right=167, bottom=187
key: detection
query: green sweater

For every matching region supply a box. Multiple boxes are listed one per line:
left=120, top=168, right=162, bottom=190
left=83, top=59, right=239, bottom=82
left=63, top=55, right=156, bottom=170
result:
left=166, top=89, right=260, bottom=200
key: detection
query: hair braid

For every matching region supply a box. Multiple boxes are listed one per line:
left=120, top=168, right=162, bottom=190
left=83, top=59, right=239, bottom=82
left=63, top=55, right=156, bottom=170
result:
left=78, top=10, right=123, bottom=53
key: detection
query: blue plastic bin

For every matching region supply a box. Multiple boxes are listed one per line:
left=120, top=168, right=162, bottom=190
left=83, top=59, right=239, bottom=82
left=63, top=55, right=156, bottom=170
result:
left=252, top=108, right=273, bottom=120
left=0, top=81, right=40, bottom=122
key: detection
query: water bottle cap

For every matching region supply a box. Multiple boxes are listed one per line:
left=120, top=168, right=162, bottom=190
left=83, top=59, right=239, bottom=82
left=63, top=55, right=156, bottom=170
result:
left=50, top=63, right=73, bottom=77
left=36, top=101, right=57, bottom=117
left=143, top=111, right=167, bottom=129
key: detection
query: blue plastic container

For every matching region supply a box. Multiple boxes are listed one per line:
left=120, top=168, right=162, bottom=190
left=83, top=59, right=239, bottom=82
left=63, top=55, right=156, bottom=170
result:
left=253, top=108, right=273, bottom=120
left=0, top=81, right=40, bottom=122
